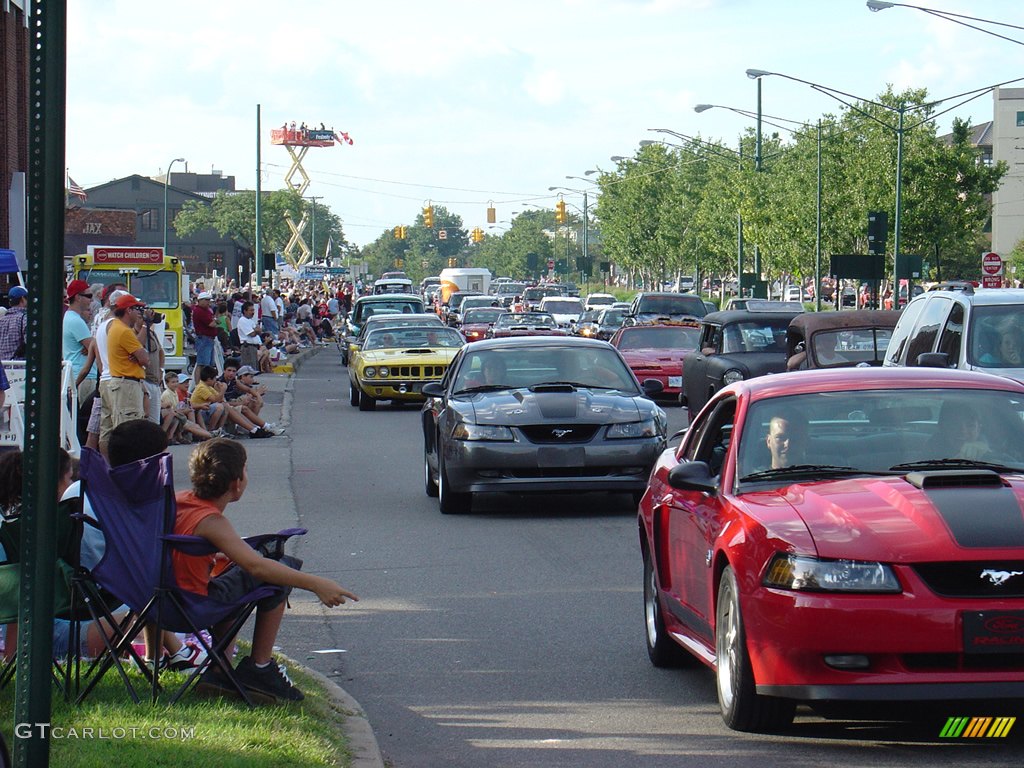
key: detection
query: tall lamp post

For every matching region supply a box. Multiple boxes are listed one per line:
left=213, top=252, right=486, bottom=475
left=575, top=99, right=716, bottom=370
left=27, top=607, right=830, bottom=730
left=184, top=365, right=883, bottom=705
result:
left=696, top=103, right=826, bottom=310
left=163, top=157, right=185, bottom=254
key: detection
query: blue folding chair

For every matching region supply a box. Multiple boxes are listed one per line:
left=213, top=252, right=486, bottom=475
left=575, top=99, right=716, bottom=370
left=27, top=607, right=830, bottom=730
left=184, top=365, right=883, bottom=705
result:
left=75, top=447, right=305, bottom=706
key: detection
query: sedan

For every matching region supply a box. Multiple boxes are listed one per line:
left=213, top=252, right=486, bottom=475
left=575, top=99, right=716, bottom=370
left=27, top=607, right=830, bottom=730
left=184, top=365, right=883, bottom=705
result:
left=487, top=312, right=567, bottom=339
left=609, top=323, right=701, bottom=399
left=641, top=367, right=1024, bottom=732
left=459, top=307, right=505, bottom=343
left=421, top=337, right=668, bottom=514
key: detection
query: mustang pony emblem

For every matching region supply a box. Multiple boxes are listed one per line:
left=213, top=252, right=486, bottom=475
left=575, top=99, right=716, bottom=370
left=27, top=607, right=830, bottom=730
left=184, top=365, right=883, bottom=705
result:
left=551, top=429, right=574, bottom=438
left=981, top=569, right=1024, bottom=586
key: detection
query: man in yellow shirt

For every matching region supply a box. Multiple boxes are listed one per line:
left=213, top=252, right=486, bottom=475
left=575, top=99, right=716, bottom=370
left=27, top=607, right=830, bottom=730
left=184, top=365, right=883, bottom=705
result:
left=99, top=293, right=150, bottom=451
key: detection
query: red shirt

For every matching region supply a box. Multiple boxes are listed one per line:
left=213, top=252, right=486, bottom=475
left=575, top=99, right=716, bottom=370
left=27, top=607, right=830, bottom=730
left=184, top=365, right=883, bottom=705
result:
left=172, top=490, right=221, bottom=594
left=192, top=304, right=218, bottom=338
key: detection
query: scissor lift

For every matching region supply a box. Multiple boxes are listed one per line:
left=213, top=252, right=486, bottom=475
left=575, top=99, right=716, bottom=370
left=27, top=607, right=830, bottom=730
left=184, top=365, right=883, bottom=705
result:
left=270, top=126, right=348, bottom=267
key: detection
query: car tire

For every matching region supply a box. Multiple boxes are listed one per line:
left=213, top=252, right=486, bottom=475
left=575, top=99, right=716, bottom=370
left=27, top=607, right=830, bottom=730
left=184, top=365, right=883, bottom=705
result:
left=438, top=453, right=471, bottom=514
left=424, top=447, right=439, bottom=497
left=715, top=566, right=795, bottom=732
left=358, top=393, right=376, bottom=411
left=349, top=381, right=360, bottom=407
left=644, top=547, right=687, bottom=668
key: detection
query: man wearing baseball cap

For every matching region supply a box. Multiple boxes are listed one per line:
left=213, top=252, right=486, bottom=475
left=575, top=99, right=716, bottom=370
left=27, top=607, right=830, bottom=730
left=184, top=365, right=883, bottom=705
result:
left=63, top=279, right=95, bottom=401
left=192, top=291, right=219, bottom=373
left=0, top=285, right=29, bottom=360
left=98, top=293, right=150, bottom=450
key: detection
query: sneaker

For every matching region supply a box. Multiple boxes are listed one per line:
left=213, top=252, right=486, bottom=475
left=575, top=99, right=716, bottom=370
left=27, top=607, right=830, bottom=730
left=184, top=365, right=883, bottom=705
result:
left=210, top=428, right=224, bottom=438
left=263, top=421, right=277, bottom=430
left=195, top=662, right=240, bottom=699
left=233, top=656, right=304, bottom=702
left=249, top=428, right=274, bottom=439
left=164, top=642, right=208, bottom=672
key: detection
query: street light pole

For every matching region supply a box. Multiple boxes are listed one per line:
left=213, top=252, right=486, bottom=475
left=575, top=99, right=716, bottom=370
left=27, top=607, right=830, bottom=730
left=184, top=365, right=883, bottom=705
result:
left=754, top=74, right=763, bottom=293
left=866, top=1, right=1024, bottom=46
left=162, top=157, right=185, bottom=254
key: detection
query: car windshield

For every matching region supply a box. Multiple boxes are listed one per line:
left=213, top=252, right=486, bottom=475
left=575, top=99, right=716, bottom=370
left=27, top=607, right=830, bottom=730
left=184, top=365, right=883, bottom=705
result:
left=811, top=328, right=893, bottom=367
left=354, top=299, right=423, bottom=322
left=542, top=300, right=584, bottom=314
left=637, top=296, right=707, bottom=317
left=587, top=295, right=615, bottom=306
left=968, top=306, right=1024, bottom=369
left=453, top=346, right=638, bottom=393
left=364, top=327, right=464, bottom=350
left=524, top=288, right=559, bottom=301
left=131, top=270, right=178, bottom=309
left=495, top=312, right=556, bottom=329
left=615, top=326, right=700, bottom=351
left=599, top=309, right=627, bottom=325
left=463, top=308, right=504, bottom=324
left=721, top=320, right=790, bottom=354
left=461, top=298, right=498, bottom=311
left=736, top=388, right=1024, bottom=483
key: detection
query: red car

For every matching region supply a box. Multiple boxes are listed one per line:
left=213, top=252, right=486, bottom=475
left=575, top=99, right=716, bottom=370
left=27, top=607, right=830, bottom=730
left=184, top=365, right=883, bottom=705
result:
left=460, top=307, right=505, bottom=343
left=640, top=367, right=1024, bottom=731
left=487, top=312, right=568, bottom=339
left=609, top=323, right=700, bottom=397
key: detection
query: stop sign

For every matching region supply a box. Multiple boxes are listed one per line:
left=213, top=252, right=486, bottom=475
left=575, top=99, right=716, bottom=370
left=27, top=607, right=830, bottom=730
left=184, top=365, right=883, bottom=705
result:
left=982, top=252, right=1003, bottom=276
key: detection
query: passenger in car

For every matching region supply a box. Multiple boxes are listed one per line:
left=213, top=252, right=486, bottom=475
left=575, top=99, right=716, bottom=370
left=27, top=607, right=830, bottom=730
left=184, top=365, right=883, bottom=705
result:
left=939, top=404, right=992, bottom=461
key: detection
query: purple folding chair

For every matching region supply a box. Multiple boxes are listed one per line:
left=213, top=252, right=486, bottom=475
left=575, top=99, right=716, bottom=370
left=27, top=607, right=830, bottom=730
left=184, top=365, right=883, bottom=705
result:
left=76, top=447, right=305, bottom=706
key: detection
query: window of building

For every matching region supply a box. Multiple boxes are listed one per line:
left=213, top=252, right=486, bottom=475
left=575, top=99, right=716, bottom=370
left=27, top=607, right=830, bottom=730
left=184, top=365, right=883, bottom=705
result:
left=1017, top=111, right=1024, bottom=128
left=139, top=208, right=159, bottom=231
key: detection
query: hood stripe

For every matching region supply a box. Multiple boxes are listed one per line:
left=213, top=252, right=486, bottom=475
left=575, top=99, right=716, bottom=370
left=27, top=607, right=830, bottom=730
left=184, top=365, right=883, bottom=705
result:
left=923, top=486, right=1024, bottom=548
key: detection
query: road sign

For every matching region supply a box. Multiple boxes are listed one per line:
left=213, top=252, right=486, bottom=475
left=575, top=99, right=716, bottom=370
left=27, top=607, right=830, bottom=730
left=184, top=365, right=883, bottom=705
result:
left=438, top=229, right=448, bottom=241
left=982, top=252, right=1003, bottom=276
left=983, top=276, right=1002, bottom=289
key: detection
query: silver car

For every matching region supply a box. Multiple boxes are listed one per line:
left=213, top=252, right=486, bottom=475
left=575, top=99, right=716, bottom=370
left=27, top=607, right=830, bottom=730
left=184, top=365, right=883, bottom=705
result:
left=421, top=337, right=668, bottom=514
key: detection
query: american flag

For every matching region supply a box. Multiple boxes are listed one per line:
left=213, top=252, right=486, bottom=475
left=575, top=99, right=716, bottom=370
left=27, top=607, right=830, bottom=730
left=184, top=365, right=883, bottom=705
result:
left=67, top=176, right=87, bottom=201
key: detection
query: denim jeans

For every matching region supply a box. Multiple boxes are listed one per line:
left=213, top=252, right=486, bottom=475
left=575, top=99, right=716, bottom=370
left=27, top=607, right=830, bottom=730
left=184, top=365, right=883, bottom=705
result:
left=195, top=334, right=215, bottom=367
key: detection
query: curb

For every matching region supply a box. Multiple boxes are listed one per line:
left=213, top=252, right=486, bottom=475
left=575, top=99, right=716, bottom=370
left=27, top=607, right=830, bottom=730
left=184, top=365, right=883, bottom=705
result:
left=273, top=344, right=323, bottom=374
left=300, top=664, right=385, bottom=768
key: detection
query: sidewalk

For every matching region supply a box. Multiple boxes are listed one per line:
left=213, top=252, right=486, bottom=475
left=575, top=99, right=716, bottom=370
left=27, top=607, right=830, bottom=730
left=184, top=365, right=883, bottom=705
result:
left=166, top=351, right=384, bottom=768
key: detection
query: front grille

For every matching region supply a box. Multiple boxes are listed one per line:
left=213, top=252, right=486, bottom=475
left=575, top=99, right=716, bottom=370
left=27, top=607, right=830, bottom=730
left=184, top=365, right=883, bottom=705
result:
left=383, top=365, right=445, bottom=379
left=503, top=467, right=619, bottom=479
left=519, top=424, right=600, bottom=444
left=913, top=561, right=1024, bottom=598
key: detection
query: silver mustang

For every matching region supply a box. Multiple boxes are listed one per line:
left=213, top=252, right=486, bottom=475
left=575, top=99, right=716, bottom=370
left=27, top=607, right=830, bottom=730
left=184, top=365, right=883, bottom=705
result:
left=421, top=336, right=668, bottom=514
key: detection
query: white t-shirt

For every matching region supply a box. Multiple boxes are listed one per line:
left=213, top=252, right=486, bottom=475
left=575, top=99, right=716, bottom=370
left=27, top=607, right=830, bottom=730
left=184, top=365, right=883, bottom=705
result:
left=260, top=295, right=278, bottom=320
left=95, top=317, right=115, bottom=382
left=237, top=314, right=261, bottom=345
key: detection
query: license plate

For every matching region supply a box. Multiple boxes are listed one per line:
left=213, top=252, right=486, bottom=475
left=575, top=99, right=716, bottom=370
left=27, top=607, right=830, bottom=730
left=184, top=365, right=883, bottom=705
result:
left=668, top=376, right=682, bottom=388
left=962, top=611, right=1024, bottom=654
left=537, top=446, right=585, bottom=468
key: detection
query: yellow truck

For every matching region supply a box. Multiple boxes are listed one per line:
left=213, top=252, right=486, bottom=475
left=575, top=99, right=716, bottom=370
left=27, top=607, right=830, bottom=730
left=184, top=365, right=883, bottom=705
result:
left=73, top=246, right=189, bottom=370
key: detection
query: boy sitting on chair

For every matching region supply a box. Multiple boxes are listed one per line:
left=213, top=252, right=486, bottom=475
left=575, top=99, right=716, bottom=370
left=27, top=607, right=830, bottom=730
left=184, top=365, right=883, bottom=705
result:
left=175, top=438, right=358, bottom=702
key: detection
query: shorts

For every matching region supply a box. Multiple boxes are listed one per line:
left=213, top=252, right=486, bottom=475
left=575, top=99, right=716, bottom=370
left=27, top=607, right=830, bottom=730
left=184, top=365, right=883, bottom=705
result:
left=98, top=378, right=145, bottom=446
left=87, top=390, right=103, bottom=434
left=207, top=554, right=302, bottom=611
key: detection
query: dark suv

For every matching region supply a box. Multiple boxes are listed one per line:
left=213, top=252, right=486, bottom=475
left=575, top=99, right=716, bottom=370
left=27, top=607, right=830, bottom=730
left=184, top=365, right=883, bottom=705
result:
left=883, top=283, right=1024, bottom=382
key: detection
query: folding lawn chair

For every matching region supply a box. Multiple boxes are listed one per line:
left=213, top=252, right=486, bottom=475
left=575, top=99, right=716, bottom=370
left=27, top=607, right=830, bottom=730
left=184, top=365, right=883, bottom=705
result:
left=75, top=447, right=305, bottom=706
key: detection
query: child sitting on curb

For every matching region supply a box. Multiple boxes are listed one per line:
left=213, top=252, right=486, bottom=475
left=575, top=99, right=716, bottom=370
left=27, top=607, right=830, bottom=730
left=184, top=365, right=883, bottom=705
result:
left=177, top=438, right=358, bottom=702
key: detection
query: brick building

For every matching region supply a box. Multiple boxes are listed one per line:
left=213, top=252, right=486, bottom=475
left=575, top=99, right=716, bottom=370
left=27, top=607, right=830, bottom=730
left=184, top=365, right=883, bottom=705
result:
left=1, top=2, right=29, bottom=267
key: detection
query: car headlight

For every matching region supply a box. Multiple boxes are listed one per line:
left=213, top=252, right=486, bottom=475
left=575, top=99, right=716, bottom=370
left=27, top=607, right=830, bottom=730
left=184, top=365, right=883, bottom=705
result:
left=607, top=419, right=658, bottom=439
left=451, top=423, right=515, bottom=441
left=722, top=368, right=745, bottom=385
left=364, top=367, right=376, bottom=378
left=763, top=553, right=902, bottom=594
left=379, top=367, right=390, bottom=378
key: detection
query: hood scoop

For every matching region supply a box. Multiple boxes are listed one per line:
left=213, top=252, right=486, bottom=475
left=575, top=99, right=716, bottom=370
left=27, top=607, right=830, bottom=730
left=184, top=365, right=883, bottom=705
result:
left=905, top=470, right=1005, bottom=490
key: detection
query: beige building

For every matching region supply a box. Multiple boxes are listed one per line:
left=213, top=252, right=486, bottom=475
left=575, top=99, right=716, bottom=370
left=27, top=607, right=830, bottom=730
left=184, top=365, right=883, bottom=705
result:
left=992, top=87, right=1024, bottom=258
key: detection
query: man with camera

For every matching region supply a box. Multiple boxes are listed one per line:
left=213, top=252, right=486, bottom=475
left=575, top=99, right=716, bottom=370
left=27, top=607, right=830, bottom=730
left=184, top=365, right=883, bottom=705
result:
left=141, top=307, right=167, bottom=423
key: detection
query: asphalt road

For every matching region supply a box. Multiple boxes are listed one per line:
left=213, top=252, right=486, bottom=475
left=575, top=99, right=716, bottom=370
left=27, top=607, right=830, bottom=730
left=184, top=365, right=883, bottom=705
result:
left=277, top=352, right=1023, bottom=768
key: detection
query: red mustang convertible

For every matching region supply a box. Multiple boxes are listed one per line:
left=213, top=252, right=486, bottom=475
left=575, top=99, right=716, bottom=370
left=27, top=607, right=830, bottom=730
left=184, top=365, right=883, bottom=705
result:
left=609, top=323, right=700, bottom=398
left=639, top=367, right=1024, bottom=731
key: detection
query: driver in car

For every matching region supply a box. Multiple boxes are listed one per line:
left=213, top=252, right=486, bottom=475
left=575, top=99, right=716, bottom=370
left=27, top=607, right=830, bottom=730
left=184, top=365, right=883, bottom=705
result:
left=766, top=413, right=806, bottom=469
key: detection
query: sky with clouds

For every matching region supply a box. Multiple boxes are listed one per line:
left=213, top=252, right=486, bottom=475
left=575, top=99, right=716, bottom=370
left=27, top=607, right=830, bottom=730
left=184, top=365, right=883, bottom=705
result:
left=66, top=0, right=1023, bottom=247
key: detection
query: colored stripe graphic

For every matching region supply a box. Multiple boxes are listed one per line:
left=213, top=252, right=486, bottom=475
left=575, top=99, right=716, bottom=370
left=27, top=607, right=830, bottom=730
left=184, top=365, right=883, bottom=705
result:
left=940, top=716, right=1015, bottom=738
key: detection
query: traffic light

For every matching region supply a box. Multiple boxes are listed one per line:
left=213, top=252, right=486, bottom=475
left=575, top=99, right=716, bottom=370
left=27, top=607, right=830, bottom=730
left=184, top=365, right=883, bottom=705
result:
left=471, top=227, right=484, bottom=243
left=447, top=257, right=457, bottom=267
left=423, top=206, right=434, bottom=228
left=400, top=225, right=407, bottom=239
left=394, top=258, right=404, bottom=269
left=393, top=225, right=407, bottom=240
left=555, top=200, right=567, bottom=224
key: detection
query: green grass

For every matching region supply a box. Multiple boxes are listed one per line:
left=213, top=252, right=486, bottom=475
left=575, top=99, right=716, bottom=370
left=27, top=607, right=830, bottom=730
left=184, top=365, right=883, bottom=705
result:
left=0, top=660, right=352, bottom=767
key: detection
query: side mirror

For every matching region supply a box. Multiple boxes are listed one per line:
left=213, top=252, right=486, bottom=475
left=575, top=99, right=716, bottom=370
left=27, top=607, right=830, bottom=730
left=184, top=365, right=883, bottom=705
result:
left=641, top=378, right=664, bottom=396
left=916, top=351, right=951, bottom=368
left=667, top=461, right=717, bottom=494
left=421, top=382, right=445, bottom=398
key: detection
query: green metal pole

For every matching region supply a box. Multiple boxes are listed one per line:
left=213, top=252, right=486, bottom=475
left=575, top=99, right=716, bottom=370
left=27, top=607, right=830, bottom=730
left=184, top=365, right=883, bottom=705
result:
left=893, top=105, right=905, bottom=293
left=255, top=104, right=262, bottom=287
left=582, top=191, right=588, bottom=290
left=816, top=119, right=822, bottom=312
left=753, top=76, right=763, bottom=295
left=15, top=3, right=66, bottom=766
left=737, top=143, right=744, bottom=292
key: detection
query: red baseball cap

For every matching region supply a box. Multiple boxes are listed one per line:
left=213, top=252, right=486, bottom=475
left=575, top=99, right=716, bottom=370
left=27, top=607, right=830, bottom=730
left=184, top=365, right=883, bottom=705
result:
left=66, top=279, right=91, bottom=300
left=114, top=293, right=146, bottom=311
